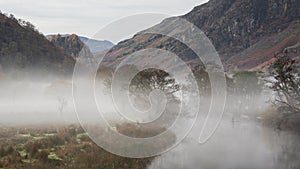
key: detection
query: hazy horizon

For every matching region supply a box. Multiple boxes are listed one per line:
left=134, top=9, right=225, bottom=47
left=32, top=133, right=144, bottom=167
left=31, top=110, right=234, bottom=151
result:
left=0, top=0, right=208, bottom=41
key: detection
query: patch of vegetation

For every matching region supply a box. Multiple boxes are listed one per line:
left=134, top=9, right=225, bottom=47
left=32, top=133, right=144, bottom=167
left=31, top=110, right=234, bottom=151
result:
left=0, top=124, right=167, bottom=169
left=48, top=152, right=63, bottom=161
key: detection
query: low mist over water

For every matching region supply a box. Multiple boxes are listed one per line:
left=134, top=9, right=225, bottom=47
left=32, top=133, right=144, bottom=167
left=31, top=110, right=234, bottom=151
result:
left=149, top=117, right=300, bottom=169
left=0, top=77, right=299, bottom=169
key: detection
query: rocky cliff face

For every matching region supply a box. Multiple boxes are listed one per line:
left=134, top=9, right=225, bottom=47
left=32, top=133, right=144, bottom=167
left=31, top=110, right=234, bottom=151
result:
left=48, top=34, right=92, bottom=59
left=184, top=0, right=300, bottom=71
left=0, top=13, right=75, bottom=76
left=184, top=0, right=299, bottom=60
left=102, top=0, right=300, bottom=72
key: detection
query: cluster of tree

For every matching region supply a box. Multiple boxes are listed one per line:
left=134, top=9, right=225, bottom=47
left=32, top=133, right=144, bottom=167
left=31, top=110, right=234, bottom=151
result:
left=97, top=64, right=266, bottom=116
left=189, top=53, right=300, bottom=117
left=190, top=66, right=265, bottom=115
left=0, top=11, right=36, bottom=31
left=96, top=58, right=298, bottom=120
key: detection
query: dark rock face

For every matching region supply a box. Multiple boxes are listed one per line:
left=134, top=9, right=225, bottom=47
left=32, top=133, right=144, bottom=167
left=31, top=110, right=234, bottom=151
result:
left=103, top=0, right=300, bottom=72
left=0, top=13, right=75, bottom=75
left=183, top=0, right=300, bottom=61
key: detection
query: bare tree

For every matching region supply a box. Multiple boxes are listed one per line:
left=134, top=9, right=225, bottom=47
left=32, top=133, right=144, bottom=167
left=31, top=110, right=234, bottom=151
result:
left=57, top=96, right=68, bottom=114
left=96, top=66, right=114, bottom=94
left=268, top=51, right=300, bottom=113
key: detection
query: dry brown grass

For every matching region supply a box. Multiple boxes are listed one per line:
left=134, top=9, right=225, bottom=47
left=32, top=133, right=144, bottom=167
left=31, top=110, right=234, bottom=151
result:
left=0, top=123, right=175, bottom=169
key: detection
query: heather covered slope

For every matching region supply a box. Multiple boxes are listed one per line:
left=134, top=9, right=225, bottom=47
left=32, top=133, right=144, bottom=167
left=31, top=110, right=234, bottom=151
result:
left=226, top=22, right=300, bottom=71
left=101, top=0, right=300, bottom=72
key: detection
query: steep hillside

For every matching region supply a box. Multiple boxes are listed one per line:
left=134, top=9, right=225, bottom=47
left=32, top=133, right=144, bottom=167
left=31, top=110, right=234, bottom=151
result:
left=226, top=22, right=300, bottom=71
left=0, top=13, right=75, bottom=76
left=101, top=0, right=300, bottom=72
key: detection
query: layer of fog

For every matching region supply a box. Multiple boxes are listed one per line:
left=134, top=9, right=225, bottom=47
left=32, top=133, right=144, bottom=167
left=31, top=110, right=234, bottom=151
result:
left=0, top=76, right=299, bottom=169
left=0, top=78, right=78, bottom=127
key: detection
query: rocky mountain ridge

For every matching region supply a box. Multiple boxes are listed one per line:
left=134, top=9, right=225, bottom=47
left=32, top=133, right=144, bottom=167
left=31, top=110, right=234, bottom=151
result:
left=101, top=0, right=300, bottom=73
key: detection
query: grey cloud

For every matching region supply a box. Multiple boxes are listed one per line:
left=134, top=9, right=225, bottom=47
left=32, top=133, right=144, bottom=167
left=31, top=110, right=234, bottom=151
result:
left=0, top=0, right=208, bottom=38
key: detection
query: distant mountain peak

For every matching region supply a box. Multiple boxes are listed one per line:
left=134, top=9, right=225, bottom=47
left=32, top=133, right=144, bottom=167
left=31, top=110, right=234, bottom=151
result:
left=46, top=34, right=114, bottom=53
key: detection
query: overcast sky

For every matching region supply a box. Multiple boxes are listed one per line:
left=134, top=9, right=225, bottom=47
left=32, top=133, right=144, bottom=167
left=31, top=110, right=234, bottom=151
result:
left=0, top=0, right=208, bottom=41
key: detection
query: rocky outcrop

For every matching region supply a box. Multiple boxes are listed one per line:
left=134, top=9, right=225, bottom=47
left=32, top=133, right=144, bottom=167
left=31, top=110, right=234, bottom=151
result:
left=48, top=34, right=92, bottom=59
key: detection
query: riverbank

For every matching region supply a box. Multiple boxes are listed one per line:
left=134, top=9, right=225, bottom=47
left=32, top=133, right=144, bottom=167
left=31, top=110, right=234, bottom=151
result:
left=259, top=107, right=300, bottom=134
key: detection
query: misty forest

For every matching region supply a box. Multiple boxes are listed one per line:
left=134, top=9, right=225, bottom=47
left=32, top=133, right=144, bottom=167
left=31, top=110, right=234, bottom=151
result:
left=0, top=0, right=300, bottom=169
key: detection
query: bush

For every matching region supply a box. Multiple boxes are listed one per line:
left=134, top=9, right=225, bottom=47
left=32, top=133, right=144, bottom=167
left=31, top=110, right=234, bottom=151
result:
left=49, top=135, right=65, bottom=146
left=37, top=150, right=49, bottom=162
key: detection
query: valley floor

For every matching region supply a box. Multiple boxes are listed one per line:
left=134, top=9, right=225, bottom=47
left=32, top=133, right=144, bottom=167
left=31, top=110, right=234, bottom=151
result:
left=0, top=125, right=154, bottom=169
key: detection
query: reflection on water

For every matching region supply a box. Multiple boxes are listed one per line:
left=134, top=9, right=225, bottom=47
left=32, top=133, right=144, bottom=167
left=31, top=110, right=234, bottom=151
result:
left=149, top=117, right=300, bottom=169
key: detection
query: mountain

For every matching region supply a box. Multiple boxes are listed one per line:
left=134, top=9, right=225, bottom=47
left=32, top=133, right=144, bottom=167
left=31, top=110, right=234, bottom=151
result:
left=46, top=34, right=114, bottom=53
left=101, top=0, right=300, bottom=73
left=0, top=13, right=75, bottom=76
